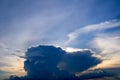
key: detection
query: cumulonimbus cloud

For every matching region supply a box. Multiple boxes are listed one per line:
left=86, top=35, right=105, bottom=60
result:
left=8, top=45, right=102, bottom=80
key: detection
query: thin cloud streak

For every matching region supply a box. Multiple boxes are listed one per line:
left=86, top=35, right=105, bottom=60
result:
left=65, top=20, right=120, bottom=46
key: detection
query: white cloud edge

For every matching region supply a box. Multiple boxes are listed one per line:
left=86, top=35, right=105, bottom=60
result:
left=64, top=19, right=120, bottom=46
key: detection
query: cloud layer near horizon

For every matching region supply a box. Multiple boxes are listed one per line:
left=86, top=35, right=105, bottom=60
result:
left=8, top=45, right=102, bottom=80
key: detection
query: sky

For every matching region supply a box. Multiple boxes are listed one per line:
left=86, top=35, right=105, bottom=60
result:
left=0, top=0, right=120, bottom=79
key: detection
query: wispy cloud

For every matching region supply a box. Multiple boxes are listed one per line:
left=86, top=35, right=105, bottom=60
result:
left=65, top=19, right=120, bottom=46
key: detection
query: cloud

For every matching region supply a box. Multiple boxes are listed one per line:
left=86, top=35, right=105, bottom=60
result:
left=63, top=19, right=120, bottom=70
left=0, top=9, right=71, bottom=79
left=63, top=47, right=92, bottom=52
left=92, top=35, right=120, bottom=68
left=65, top=19, right=120, bottom=45
left=7, top=45, right=101, bottom=80
left=59, top=50, right=101, bottom=73
left=79, top=69, right=113, bottom=79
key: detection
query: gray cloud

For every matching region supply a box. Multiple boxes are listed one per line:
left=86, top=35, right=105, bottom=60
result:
left=7, top=45, right=102, bottom=80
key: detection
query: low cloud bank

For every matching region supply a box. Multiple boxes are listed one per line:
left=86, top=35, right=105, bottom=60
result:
left=7, top=45, right=104, bottom=80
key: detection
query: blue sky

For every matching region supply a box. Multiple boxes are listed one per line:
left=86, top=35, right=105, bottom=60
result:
left=0, top=0, right=120, bottom=79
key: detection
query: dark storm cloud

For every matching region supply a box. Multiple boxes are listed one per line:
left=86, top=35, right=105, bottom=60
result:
left=24, top=45, right=72, bottom=80
left=8, top=45, right=102, bottom=80
left=59, top=50, right=101, bottom=73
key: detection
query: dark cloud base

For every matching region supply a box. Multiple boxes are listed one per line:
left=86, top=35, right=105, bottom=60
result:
left=6, top=45, right=108, bottom=80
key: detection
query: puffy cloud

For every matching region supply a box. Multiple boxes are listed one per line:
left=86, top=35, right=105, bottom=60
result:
left=59, top=50, right=101, bottom=73
left=7, top=45, right=101, bottom=80
left=24, top=45, right=69, bottom=79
